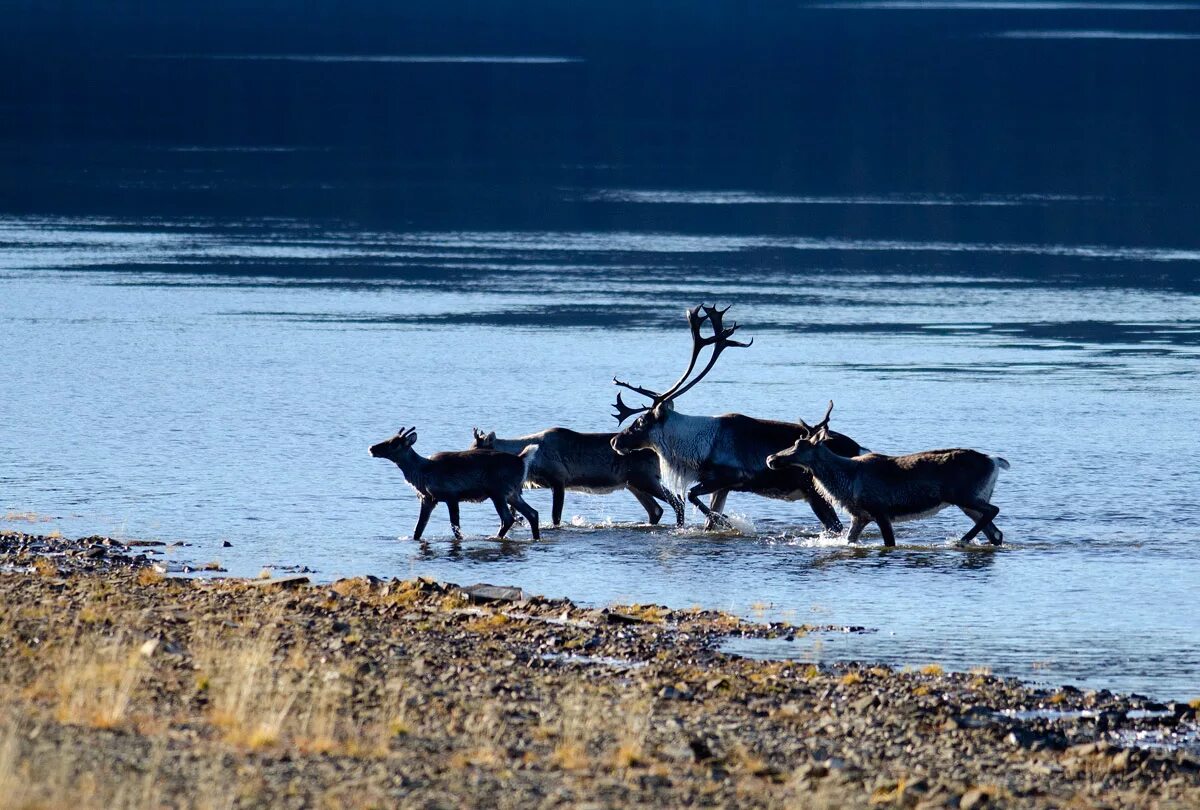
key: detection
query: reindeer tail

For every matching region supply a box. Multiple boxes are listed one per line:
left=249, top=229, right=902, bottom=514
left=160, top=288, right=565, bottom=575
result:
left=519, top=444, right=540, bottom=483
left=992, top=456, right=1011, bottom=471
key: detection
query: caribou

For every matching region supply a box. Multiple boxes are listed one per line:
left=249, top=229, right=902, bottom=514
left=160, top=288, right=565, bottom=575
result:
left=470, top=428, right=685, bottom=526
left=370, top=427, right=540, bottom=541
left=609, top=305, right=864, bottom=531
left=766, top=405, right=1008, bottom=546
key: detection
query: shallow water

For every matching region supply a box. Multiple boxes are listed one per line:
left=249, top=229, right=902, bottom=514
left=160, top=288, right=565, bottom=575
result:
left=2, top=213, right=1198, bottom=700
left=3, top=0, right=1199, bottom=700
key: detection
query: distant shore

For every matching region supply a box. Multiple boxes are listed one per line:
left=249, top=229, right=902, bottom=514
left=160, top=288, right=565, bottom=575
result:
left=1, top=531, right=1198, bottom=809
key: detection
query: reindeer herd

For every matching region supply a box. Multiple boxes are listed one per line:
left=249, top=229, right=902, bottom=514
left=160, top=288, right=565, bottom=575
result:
left=371, top=305, right=1010, bottom=547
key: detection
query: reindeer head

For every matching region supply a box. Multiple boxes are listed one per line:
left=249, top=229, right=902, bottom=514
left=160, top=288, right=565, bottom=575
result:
left=370, top=427, right=418, bottom=462
left=470, top=427, right=496, bottom=450
left=610, top=401, right=674, bottom=454
left=610, top=304, right=751, bottom=455
left=767, top=402, right=835, bottom=470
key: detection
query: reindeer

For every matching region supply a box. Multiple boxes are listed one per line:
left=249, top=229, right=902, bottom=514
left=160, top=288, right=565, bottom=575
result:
left=470, top=428, right=685, bottom=526
left=370, top=427, right=540, bottom=541
left=610, top=305, right=864, bottom=531
left=766, top=403, right=1008, bottom=546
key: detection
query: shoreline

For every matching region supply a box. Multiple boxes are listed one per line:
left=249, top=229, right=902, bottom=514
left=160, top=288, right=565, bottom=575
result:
left=2, top=531, right=1198, bottom=808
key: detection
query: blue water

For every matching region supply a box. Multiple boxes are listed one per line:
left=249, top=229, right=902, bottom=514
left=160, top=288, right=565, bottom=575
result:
left=2, top=1, right=1198, bottom=700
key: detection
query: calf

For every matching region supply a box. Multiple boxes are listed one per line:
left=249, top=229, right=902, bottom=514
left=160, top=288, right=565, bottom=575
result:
left=370, top=427, right=540, bottom=541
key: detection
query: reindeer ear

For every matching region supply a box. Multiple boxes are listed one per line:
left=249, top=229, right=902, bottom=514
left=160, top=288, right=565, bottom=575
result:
left=486, top=431, right=495, bottom=442
left=797, top=418, right=812, bottom=431
left=405, top=432, right=418, bottom=447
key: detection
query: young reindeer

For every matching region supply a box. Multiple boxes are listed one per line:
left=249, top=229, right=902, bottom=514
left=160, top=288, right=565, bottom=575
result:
left=470, top=428, right=685, bottom=526
left=610, top=305, right=864, bottom=532
left=766, top=403, right=1009, bottom=547
left=370, top=427, right=540, bottom=541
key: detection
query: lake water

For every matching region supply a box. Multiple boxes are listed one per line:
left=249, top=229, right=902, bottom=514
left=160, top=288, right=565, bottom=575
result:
left=2, top=0, right=1198, bottom=700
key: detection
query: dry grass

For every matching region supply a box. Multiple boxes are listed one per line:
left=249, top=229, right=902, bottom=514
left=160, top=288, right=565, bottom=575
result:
left=135, top=567, right=165, bottom=586
left=2, top=512, right=50, bottom=523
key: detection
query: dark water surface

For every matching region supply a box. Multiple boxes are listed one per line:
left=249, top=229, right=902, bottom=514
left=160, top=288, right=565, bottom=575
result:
left=2, top=1, right=1198, bottom=700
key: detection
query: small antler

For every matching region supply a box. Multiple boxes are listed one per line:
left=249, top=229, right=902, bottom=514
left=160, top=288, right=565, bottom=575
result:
left=472, top=427, right=485, bottom=440
left=803, top=401, right=835, bottom=442
left=813, top=400, right=834, bottom=432
left=612, top=391, right=651, bottom=424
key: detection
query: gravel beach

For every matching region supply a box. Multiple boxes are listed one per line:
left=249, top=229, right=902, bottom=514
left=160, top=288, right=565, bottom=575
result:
left=1, top=531, right=1198, bottom=809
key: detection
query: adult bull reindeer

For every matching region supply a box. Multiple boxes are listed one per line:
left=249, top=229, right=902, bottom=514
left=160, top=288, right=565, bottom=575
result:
left=370, top=427, right=540, bottom=541
left=470, top=428, right=685, bottom=527
left=609, top=305, right=863, bottom=531
left=766, top=405, right=1008, bottom=547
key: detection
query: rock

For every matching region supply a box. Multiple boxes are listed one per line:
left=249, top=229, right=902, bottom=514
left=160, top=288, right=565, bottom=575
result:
left=139, top=638, right=161, bottom=657
left=461, top=584, right=526, bottom=604
left=852, top=693, right=878, bottom=713
left=249, top=575, right=310, bottom=589
left=959, top=787, right=988, bottom=809
left=658, top=685, right=691, bottom=701
left=1066, top=741, right=1106, bottom=758
left=687, top=737, right=714, bottom=762
left=604, top=611, right=648, bottom=625
left=1109, top=749, right=1133, bottom=772
left=222, top=540, right=232, bottom=547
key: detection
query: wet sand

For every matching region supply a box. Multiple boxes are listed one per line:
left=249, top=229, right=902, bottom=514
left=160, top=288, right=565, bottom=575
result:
left=1, top=531, right=1198, bottom=809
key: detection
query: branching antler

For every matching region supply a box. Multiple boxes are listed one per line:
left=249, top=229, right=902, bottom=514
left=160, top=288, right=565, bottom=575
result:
left=612, top=377, right=661, bottom=400
left=659, top=305, right=752, bottom=403
left=611, top=304, right=753, bottom=424
left=612, top=391, right=650, bottom=423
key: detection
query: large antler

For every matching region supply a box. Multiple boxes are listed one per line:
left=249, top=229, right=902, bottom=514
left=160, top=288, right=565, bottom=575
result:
left=656, top=304, right=752, bottom=403
left=610, top=304, right=752, bottom=423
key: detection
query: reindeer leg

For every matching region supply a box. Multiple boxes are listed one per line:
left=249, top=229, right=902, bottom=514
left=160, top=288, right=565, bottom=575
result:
left=709, top=489, right=730, bottom=519
left=413, top=497, right=436, bottom=542
left=628, top=486, right=664, bottom=525
left=668, top=492, right=686, bottom=527
left=446, top=500, right=463, bottom=541
left=847, top=514, right=868, bottom=543
left=808, top=495, right=844, bottom=534
left=510, top=495, right=540, bottom=540
left=551, top=485, right=566, bottom=527
left=688, top=481, right=731, bottom=530
left=872, top=514, right=896, bottom=547
left=645, top=480, right=685, bottom=526
left=958, top=500, right=999, bottom=545
left=960, top=506, right=1003, bottom=545
left=491, top=494, right=515, bottom=538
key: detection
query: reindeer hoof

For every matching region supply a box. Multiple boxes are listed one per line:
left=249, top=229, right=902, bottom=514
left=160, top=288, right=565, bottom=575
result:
left=704, top=514, right=732, bottom=531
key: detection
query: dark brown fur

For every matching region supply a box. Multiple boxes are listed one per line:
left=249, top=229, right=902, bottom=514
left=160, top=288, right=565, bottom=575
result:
left=767, top=428, right=1008, bottom=546
left=371, top=427, right=540, bottom=541
left=471, top=427, right=684, bottom=526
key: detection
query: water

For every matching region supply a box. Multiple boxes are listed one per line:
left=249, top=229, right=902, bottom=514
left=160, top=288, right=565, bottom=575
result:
left=2, top=1, right=1199, bottom=701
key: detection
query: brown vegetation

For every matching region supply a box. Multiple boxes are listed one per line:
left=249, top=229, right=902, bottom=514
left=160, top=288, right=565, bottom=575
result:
left=0, top=538, right=1197, bottom=808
